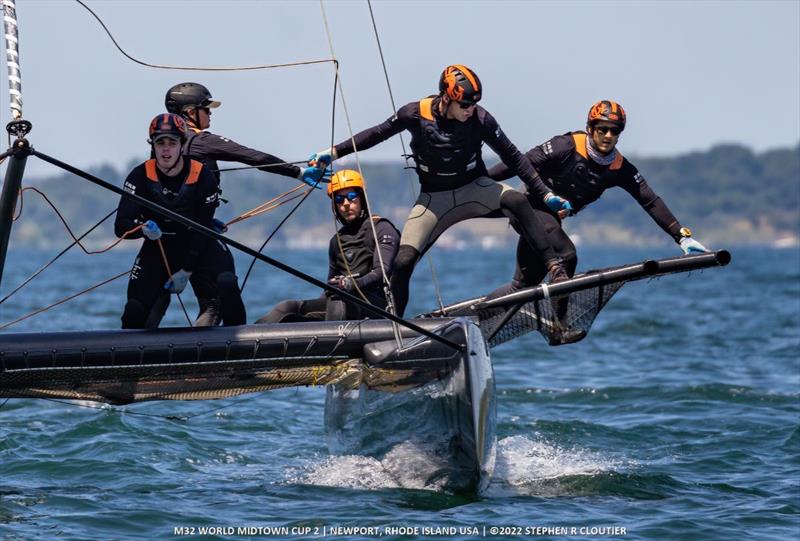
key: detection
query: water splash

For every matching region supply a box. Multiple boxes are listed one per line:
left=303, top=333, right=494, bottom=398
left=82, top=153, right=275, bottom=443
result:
left=487, top=435, right=627, bottom=497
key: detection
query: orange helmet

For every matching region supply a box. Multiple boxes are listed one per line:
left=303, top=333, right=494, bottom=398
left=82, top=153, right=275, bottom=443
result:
left=587, top=100, right=626, bottom=130
left=148, top=113, right=187, bottom=143
left=438, top=65, right=482, bottom=104
left=327, top=169, right=365, bottom=197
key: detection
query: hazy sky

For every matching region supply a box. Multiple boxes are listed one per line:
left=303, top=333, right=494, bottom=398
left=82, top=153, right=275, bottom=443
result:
left=2, top=0, right=799, bottom=178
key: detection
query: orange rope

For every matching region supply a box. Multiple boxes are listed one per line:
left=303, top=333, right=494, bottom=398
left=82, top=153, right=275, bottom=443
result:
left=14, top=186, right=142, bottom=254
left=0, top=270, right=130, bottom=330
left=224, top=184, right=312, bottom=227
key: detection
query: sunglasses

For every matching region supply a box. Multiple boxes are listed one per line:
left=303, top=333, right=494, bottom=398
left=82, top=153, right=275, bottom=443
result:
left=592, top=125, right=622, bottom=136
left=334, top=191, right=360, bottom=204
left=457, top=101, right=477, bottom=110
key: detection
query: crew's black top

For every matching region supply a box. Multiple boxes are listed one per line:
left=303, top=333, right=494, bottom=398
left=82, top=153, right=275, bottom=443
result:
left=185, top=129, right=300, bottom=185
left=333, top=97, right=549, bottom=198
left=488, top=131, right=683, bottom=241
left=328, top=216, right=400, bottom=294
left=115, top=158, right=219, bottom=271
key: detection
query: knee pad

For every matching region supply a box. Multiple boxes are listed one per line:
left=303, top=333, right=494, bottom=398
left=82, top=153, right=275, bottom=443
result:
left=121, top=299, right=147, bottom=329
left=215, top=271, right=239, bottom=294
left=499, top=190, right=528, bottom=215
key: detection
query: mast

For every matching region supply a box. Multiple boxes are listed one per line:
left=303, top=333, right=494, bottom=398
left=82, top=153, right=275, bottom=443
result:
left=0, top=0, right=30, bottom=291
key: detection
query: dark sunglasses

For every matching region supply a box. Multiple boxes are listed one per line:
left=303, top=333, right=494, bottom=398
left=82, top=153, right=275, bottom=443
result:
left=334, top=191, right=360, bottom=204
left=593, top=125, right=622, bottom=136
left=457, top=101, right=477, bottom=110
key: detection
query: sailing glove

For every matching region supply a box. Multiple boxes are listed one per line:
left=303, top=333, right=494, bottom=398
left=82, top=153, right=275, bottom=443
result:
left=307, top=148, right=335, bottom=168
left=329, top=275, right=355, bottom=292
left=164, top=269, right=192, bottom=294
left=544, top=192, right=573, bottom=217
left=298, top=165, right=332, bottom=189
left=141, top=220, right=162, bottom=241
left=679, top=236, right=708, bottom=254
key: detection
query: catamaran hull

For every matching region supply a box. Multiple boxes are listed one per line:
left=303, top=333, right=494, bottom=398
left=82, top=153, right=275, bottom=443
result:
left=324, top=319, right=496, bottom=494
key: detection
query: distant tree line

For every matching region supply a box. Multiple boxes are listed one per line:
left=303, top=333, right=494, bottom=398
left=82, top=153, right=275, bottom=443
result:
left=9, top=143, right=799, bottom=248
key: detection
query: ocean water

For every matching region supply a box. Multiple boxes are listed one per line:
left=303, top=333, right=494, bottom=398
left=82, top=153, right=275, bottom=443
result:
left=0, top=245, right=798, bottom=540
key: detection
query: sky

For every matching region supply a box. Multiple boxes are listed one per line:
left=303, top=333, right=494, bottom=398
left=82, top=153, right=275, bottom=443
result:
left=2, top=0, right=799, bottom=178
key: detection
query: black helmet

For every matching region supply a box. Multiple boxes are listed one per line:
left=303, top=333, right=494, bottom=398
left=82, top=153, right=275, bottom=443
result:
left=165, top=82, right=221, bottom=114
left=438, top=65, right=482, bottom=104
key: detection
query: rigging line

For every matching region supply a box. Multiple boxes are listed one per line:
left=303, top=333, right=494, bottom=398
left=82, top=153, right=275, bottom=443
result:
left=155, top=239, right=193, bottom=327
left=224, top=185, right=310, bottom=227
left=74, top=0, right=334, bottom=72
left=12, top=187, right=129, bottom=255
left=0, top=269, right=129, bottom=331
left=0, top=209, right=116, bottom=306
left=365, top=0, right=444, bottom=312
left=31, top=148, right=464, bottom=350
left=239, top=68, right=340, bottom=292
left=214, top=160, right=308, bottom=173
left=319, top=2, right=393, bottom=306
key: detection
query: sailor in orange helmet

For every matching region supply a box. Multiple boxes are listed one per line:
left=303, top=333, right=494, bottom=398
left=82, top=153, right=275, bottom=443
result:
left=487, top=100, right=708, bottom=338
left=308, top=65, right=566, bottom=316
left=115, top=114, right=244, bottom=329
left=257, top=170, right=400, bottom=323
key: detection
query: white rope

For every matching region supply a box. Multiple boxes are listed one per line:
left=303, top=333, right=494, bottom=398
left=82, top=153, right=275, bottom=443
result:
left=365, top=0, right=445, bottom=312
left=318, top=1, right=394, bottom=307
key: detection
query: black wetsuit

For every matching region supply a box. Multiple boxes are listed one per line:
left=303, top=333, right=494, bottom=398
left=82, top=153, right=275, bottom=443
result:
left=257, top=215, right=400, bottom=323
left=332, top=97, right=556, bottom=315
left=488, top=131, right=684, bottom=294
left=151, top=129, right=302, bottom=326
left=115, top=158, right=244, bottom=328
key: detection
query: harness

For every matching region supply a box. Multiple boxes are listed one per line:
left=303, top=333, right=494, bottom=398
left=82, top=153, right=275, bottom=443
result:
left=143, top=158, right=204, bottom=217
left=411, top=97, right=480, bottom=178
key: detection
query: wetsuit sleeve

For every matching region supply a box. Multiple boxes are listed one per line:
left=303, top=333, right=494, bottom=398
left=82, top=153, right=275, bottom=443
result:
left=199, top=132, right=301, bottom=179
left=354, top=220, right=400, bottom=291
left=487, top=135, right=571, bottom=182
left=332, top=102, right=417, bottom=159
left=183, top=169, right=220, bottom=271
left=114, top=167, right=146, bottom=239
left=481, top=113, right=550, bottom=200
left=619, top=163, right=683, bottom=241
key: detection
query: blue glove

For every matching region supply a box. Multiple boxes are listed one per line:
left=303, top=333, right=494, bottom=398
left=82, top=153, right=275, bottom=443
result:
left=142, top=220, right=162, bottom=241
left=164, top=269, right=192, bottom=294
left=298, top=165, right=332, bottom=189
left=307, top=149, right=333, bottom=168
left=544, top=192, right=573, bottom=215
left=212, top=218, right=228, bottom=233
left=679, top=236, right=708, bottom=254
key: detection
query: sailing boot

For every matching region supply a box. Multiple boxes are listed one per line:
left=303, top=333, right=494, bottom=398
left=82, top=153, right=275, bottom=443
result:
left=545, top=258, right=585, bottom=346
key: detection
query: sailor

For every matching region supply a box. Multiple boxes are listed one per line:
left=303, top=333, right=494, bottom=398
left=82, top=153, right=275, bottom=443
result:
left=115, top=113, right=245, bottom=329
left=257, top=169, right=400, bottom=323
left=487, top=100, right=709, bottom=299
left=308, top=65, right=567, bottom=316
left=160, top=82, right=330, bottom=325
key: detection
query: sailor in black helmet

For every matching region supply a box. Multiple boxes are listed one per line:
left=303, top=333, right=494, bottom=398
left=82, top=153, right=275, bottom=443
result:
left=308, top=65, right=566, bottom=316
left=115, top=113, right=244, bottom=329
left=159, top=82, right=330, bottom=326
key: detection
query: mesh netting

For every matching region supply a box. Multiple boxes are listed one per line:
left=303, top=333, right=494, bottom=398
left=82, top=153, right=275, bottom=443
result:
left=425, top=269, right=632, bottom=347
left=478, top=281, right=626, bottom=347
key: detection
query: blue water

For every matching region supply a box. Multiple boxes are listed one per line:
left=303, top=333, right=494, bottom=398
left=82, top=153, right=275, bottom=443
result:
left=0, top=245, right=798, bottom=540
